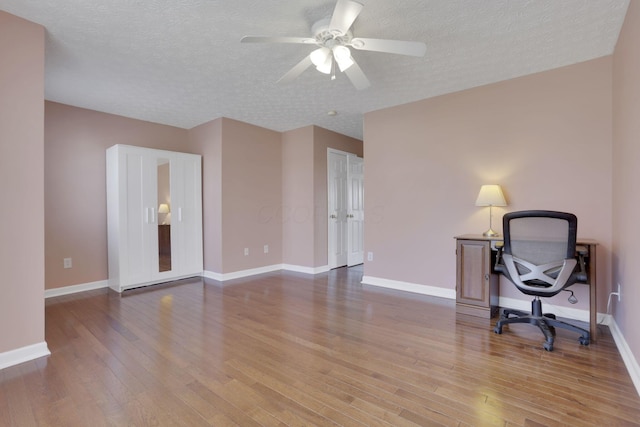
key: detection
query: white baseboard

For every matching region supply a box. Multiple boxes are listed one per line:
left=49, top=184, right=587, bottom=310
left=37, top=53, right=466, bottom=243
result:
left=204, top=264, right=284, bottom=282
left=204, top=263, right=332, bottom=282
left=282, top=264, right=330, bottom=275
left=361, top=275, right=456, bottom=300
left=45, top=280, right=108, bottom=298
left=0, top=342, right=50, bottom=371
left=45, top=264, right=331, bottom=295
left=608, top=318, right=640, bottom=396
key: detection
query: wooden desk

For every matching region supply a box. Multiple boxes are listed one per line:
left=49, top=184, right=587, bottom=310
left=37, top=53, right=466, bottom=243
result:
left=454, top=234, right=598, bottom=342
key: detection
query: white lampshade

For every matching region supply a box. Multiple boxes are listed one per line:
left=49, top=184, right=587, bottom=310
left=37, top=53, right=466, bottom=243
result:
left=158, top=203, right=170, bottom=214
left=315, top=56, right=332, bottom=74
left=310, top=47, right=330, bottom=67
left=333, top=46, right=354, bottom=72
left=475, top=184, right=507, bottom=237
left=475, top=185, right=507, bottom=207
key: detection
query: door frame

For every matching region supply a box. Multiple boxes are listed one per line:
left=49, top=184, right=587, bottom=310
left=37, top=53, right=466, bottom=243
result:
left=327, top=148, right=364, bottom=269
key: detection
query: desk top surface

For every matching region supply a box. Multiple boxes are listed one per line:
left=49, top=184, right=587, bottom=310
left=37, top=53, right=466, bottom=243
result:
left=454, top=234, right=598, bottom=245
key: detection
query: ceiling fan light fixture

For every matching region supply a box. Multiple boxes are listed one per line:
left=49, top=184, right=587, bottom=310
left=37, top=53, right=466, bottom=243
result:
left=316, top=56, right=333, bottom=74
left=333, top=45, right=354, bottom=71
left=310, top=47, right=331, bottom=67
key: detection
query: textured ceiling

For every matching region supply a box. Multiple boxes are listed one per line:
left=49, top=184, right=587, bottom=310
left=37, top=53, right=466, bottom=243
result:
left=0, top=0, right=630, bottom=140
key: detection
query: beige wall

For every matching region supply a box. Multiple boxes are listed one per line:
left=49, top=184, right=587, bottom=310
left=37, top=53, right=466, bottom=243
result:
left=364, top=57, right=613, bottom=314
left=44, top=102, right=190, bottom=289
left=0, top=12, right=45, bottom=352
left=217, top=118, right=283, bottom=273
left=188, top=118, right=223, bottom=273
left=612, top=0, right=640, bottom=369
left=282, top=126, right=315, bottom=267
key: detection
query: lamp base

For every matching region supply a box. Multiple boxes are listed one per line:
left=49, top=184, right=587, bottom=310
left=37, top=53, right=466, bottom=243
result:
left=483, top=228, right=500, bottom=237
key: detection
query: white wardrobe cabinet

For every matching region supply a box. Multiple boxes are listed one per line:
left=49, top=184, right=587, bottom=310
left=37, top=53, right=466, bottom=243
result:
left=107, top=144, right=203, bottom=292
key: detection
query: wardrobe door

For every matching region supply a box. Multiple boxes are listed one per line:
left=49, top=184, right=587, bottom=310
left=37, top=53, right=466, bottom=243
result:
left=151, top=154, right=174, bottom=282
left=170, top=153, right=203, bottom=276
left=107, top=145, right=159, bottom=290
left=131, top=150, right=158, bottom=285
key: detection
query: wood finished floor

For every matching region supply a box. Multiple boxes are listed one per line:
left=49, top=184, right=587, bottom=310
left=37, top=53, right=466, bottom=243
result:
left=2, top=266, right=639, bottom=426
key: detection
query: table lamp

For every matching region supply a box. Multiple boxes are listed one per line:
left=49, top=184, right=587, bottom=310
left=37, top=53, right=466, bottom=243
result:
left=475, top=184, right=507, bottom=237
left=158, top=203, right=170, bottom=225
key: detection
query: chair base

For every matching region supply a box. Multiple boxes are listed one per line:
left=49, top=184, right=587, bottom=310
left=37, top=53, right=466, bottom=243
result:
left=494, top=298, right=590, bottom=351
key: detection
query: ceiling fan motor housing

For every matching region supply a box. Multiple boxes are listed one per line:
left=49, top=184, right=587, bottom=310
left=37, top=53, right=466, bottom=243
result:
left=312, top=18, right=353, bottom=48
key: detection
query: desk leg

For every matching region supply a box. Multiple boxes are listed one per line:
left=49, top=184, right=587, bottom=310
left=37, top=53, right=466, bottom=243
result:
left=589, top=243, right=597, bottom=343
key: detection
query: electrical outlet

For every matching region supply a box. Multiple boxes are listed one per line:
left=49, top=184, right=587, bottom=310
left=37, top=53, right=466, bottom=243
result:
left=244, top=248, right=249, bottom=256
left=367, top=252, right=373, bottom=261
left=63, top=258, right=72, bottom=269
left=264, top=244, right=269, bottom=254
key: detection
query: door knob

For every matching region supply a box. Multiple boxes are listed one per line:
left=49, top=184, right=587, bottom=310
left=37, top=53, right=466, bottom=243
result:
left=330, top=214, right=337, bottom=219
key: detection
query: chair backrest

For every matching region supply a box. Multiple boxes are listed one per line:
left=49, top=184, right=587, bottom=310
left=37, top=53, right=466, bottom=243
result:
left=500, top=210, right=578, bottom=296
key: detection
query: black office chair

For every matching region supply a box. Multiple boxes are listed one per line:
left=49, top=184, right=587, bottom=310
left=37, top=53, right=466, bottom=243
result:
left=493, top=210, right=590, bottom=351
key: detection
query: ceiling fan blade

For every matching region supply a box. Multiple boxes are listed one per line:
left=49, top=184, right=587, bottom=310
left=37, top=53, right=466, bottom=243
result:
left=344, top=60, right=370, bottom=90
left=329, top=0, right=363, bottom=34
left=350, top=38, right=426, bottom=57
left=241, top=36, right=315, bottom=44
left=277, top=55, right=314, bottom=84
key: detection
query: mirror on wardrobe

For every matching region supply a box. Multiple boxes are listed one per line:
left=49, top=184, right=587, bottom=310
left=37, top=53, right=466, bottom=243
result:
left=157, top=158, right=171, bottom=272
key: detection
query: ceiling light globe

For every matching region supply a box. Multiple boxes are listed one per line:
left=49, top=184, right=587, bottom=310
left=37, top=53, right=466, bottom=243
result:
left=310, top=48, right=330, bottom=67
left=333, top=45, right=351, bottom=61
left=316, top=56, right=333, bottom=74
left=333, top=46, right=354, bottom=72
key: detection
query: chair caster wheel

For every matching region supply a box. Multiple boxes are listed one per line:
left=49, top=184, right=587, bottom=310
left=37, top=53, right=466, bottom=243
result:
left=494, top=326, right=502, bottom=334
left=579, top=337, right=590, bottom=346
left=543, top=342, right=553, bottom=351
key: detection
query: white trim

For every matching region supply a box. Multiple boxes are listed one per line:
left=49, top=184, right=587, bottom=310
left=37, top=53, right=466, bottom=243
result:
left=282, top=264, right=330, bottom=275
left=116, top=273, right=203, bottom=293
left=203, top=264, right=283, bottom=282
left=0, top=342, right=50, bottom=370
left=45, top=280, right=108, bottom=298
left=202, top=270, right=223, bottom=281
left=361, top=275, right=456, bottom=299
left=204, top=264, right=333, bottom=282
left=608, top=318, right=640, bottom=396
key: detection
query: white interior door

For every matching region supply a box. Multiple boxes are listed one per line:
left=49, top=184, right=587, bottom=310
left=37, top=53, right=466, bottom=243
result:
left=328, top=150, right=365, bottom=269
left=347, top=156, right=364, bottom=266
left=328, top=151, right=348, bottom=269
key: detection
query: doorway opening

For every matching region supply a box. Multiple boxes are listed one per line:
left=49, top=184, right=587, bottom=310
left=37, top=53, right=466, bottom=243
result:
left=328, top=149, right=364, bottom=269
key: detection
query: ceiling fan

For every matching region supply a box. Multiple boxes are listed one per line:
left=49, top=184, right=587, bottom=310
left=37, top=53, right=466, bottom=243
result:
left=241, top=0, right=427, bottom=90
